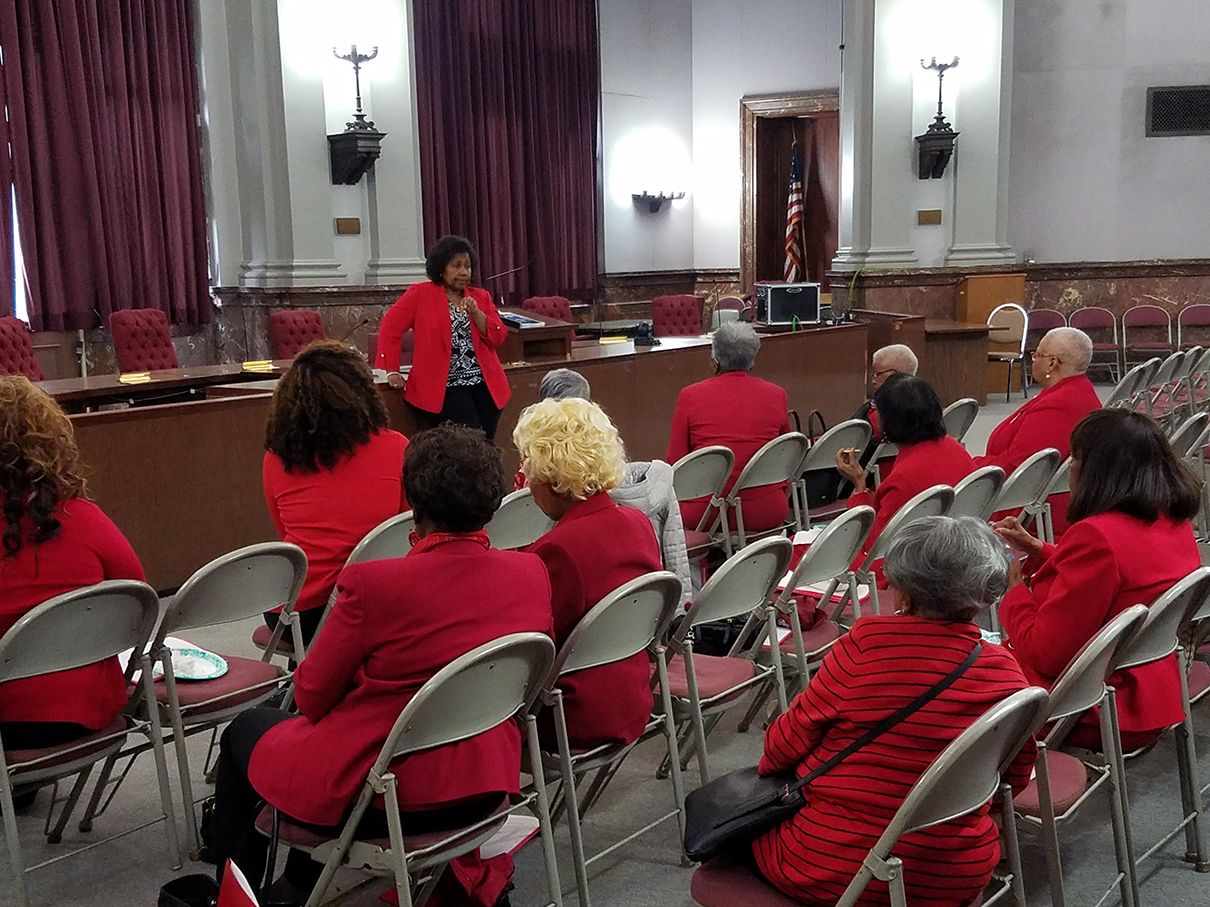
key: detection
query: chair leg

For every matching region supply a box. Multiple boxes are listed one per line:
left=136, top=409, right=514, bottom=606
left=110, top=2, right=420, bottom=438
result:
left=997, top=783, right=1028, bottom=907
left=524, top=715, right=564, bottom=907
left=143, top=662, right=183, bottom=868
left=1103, top=688, right=1141, bottom=907
left=161, top=667, right=201, bottom=857
left=1, top=754, right=31, bottom=907
left=1034, top=743, right=1067, bottom=907
left=554, top=693, right=593, bottom=907
left=655, top=649, right=690, bottom=863
left=78, top=750, right=120, bottom=833
left=45, top=767, right=92, bottom=845
left=681, top=649, right=712, bottom=784
left=382, top=776, right=414, bottom=907
left=1176, top=655, right=1210, bottom=869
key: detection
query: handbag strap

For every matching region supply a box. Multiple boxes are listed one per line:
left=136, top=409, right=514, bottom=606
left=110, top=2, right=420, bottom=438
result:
left=786, top=641, right=983, bottom=796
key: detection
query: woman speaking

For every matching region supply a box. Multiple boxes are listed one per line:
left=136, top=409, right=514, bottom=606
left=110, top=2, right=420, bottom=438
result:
left=376, top=235, right=511, bottom=440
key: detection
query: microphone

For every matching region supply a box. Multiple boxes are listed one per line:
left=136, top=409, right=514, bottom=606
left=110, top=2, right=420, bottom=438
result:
left=483, top=255, right=536, bottom=283
left=338, top=317, right=371, bottom=344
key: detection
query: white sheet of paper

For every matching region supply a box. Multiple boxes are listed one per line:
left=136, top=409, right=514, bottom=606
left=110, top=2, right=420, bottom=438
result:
left=480, top=814, right=540, bottom=859
left=761, top=627, right=793, bottom=650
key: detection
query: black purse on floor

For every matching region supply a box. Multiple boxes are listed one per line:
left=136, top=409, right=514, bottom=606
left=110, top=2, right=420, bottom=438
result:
left=682, top=642, right=981, bottom=862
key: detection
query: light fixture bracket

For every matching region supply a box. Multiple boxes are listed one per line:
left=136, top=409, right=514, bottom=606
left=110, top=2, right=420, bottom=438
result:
left=632, top=191, right=685, bottom=213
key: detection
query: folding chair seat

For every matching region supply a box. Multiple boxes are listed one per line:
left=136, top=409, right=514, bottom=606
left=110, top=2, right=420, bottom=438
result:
left=691, top=687, right=1048, bottom=907
left=721, top=432, right=810, bottom=553
left=987, top=303, right=1029, bottom=401
left=486, top=488, right=555, bottom=550
left=942, top=397, right=980, bottom=443
left=672, top=446, right=735, bottom=562
left=950, top=466, right=1006, bottom=521
left=665, top=656, right=757, bottom=705
left=795, top=419, right=871, bottom=529
left=1069, top=306, right=1123, bottom=381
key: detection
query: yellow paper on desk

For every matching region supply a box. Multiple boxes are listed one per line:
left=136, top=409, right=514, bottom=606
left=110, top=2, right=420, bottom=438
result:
left=241, top=360, right=275, bottom=373
left=599, top=336, right=630, bottom=344
left=118, top=372, right=151, bottom=384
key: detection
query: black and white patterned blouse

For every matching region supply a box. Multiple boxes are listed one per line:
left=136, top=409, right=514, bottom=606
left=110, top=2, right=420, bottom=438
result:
left=447, top=303, right=484, bottom=387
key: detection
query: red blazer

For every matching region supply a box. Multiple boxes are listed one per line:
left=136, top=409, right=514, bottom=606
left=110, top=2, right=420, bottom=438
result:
left=262, top=430, right=409, bottom=613
left=847, top=435, right=974, bottom=563
left=667, top=371, right=792, bottom=532
left=529, top=493, right=663, bottom=749
left=975, top=375, right=1100, bottom=536
left=375, top=281, right=511, bottom=414
left=247, top=535, right=553, bottom=826
left=1000, top=512, right=1198, bottom=738
left=0, top=499, right=141, bottom=728
left=753, top=617, right=1036, bottom=907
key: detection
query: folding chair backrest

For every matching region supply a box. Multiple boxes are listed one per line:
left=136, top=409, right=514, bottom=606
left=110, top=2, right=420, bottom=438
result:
left=863, top=485, right=954, bottom=566
left=1104, top=360, right=1150, bottom=408
left=1124, top=303, right=1172, bottom=335
left=799, top=419, right=873, bottom=475
left=1169, top=412, right=1209, bottom=458
left=776, top=507, right=875, bottom=605
left=486, top=488, right=555, bottom=550
left=941, top=398, right=980, bottom=443
left=1045, top=605, right=1148, bottom=725
left=672, top=446, right=734, bottom=503
left=349, top=511, right=416, bottom=564
left=1187, top=346, right=1210, bottom=378
left=160, top=542, right=308, bottom=638
left=1149, top=350, right=1185, bottom=389
left=992, top=448, right=1061, bottom=513
left=0, top=580, right=160, bottom=684
left=1041, top=458, right=1071, bottom=498
left=733, top=432, right=810, bottom=494
left=949, top=467, right=1006, bottom=520
left=552, top=571, right=682, bottom=676
left=381, top=632, right=555, bottom=764
left=1114, top=567, right=1210, bottom=671
left=683, top=537, right=793, bottom=629
left=988, top=303, right=1028, bottom=354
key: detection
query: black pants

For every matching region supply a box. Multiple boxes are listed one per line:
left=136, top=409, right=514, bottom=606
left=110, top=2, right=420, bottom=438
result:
left=413, top=382, right=501, bottom=441
left=263, top=607, right=325, bottom=651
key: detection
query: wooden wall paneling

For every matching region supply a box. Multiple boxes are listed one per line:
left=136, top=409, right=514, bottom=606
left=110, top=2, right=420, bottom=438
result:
left=956, top=273, right=1026, bottom=394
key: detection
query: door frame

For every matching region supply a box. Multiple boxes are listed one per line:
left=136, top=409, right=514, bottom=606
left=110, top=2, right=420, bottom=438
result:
left=740, top=90, right=840, bottom=293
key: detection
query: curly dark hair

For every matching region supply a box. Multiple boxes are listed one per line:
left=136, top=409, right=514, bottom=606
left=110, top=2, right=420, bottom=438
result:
left=0, top=376, right=89, bottom=557
left=264, top=340, right=390, bottom=473
left=425, top=235, right=478, bottom=285
left=404, top=424, right=505, bottom=532
left=874, top=374, right=947, bottom=445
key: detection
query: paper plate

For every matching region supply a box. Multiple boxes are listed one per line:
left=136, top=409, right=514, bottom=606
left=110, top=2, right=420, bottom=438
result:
left=152, top=645, right=229, bottom=681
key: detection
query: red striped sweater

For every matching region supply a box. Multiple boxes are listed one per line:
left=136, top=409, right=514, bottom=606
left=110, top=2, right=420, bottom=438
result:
left=751, top=616, right=1036, bottom=907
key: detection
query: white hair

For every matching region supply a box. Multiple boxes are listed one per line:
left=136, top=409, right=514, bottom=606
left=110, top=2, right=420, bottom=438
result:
left=711, top=322, right=761, bottom=372
left=872, top=344, right=919, bottom=376
left=1041, top=327, right=1093, bottom=374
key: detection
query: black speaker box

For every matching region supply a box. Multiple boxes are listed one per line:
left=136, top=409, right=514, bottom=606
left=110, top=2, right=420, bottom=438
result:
left=754, top=283, right=821, bottom=326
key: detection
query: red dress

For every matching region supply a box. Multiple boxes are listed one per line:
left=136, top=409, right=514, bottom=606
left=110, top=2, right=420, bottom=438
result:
left=375, top=281, right=511, bottom=414
left=262, top=429, right=409, bottom=613
left=0, top=499, right=143, bottom=728
left=666, top=371, right=792, bottom=532
left=529, top=493, right=663, bottom=749
left=999, top=512, right=1198, bottom=741
left=752, top=617, right=1036, bottom=907
left=974, top=375, right=1100, bottom=536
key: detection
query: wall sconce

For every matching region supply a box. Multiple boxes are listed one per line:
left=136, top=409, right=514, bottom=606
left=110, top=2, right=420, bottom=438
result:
left=914, top=55, right=960, bottom=179
left=327, top=44, right=387, bottom=185
left=632, top=191, right=685, bottom=213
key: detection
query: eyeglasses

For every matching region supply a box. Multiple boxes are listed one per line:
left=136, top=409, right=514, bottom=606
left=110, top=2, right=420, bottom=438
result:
left=1035, top=352, right=1063, bottom=366
left=872, top=367, right=898, bottom=379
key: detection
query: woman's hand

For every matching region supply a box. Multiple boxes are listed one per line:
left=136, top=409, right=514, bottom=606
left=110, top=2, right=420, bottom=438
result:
left=835, top=447, right=867, bottom=493
left=992, top=516, right=1045, bottom=559
left=386, top=371, right=405, bottom=390
left=1006, top=552, right=1026, bottom=589
left=458, top=294, right=489, bottom=334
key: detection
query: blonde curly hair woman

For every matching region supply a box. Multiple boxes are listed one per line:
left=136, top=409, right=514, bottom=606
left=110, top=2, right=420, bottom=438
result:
left=514, top=398, right=665, bottom=750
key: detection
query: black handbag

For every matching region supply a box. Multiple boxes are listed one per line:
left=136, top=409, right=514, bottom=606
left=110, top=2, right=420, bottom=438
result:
left=682, top=642, right=982, bottom=862
left=794, top=410, right=846, bottom=509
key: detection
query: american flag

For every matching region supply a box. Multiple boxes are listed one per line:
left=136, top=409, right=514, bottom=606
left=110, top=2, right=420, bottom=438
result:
left=783, top=141, right=804, bottom=282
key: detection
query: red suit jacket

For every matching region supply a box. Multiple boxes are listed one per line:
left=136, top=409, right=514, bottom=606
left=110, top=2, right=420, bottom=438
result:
left=375, top=281, right=511, bottom=414
left=0, top=499, right=141, bottom=728
left=1000, top=512, right=1197, bottom=739
left=974, top=374, right=1100, bottom=537
left=247, top=534, right=553, bottom=826
left=753, top=617, right=1035, bottom=907
left=529, top=493, right=663, bottom=749
left=666, top=371, right=792, bottom=532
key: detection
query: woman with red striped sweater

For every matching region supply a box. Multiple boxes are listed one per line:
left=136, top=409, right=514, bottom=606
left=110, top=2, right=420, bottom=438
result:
left=750, top=516, right=1037, bottom=906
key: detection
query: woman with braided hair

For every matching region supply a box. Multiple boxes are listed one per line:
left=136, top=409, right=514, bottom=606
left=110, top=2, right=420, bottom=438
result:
left=262, top=340, right=409, bottom=646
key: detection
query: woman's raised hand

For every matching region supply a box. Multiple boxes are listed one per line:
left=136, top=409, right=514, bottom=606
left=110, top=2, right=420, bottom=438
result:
left=992, top=516, right=1045, bottom=559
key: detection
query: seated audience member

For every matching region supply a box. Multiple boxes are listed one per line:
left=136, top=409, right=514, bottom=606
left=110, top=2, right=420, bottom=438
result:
left=0, top=377, right=143, bottom=807
left=749, top=516, right=1036, bottom=906
left=997, top=409, right=1201, bottom=751
left=836, top=374, right=974, bottom=564
left=209, top=425, right=552, bottom=907
left=262, top=341, right=408, bottom=646
left=513, top=368, right=591, bottom=490
left=515, top=398, right=664, bottom=748
left=976, top=326, right=1100, bottom=537
left=667, top=321, right=792, bottom=533
left=853, top=342, right=919, bottom=437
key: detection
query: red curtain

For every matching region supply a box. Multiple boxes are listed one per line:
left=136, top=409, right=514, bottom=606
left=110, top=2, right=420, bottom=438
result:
left=0, top=0, right=209, bottom=331
left=412, top=0, right=600, bottom=302
left=801, top=114, right=840, bottom=289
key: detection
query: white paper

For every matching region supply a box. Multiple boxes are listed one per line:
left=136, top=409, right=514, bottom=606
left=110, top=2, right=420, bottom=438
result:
left=761, top=627, right=793, bottom=650
left=480, top=814, right=540, bottom=859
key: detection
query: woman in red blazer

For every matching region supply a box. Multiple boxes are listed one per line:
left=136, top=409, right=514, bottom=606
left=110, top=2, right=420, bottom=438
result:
left=836, top=375, right=974, bottom=569
left=376, top=235, right=511, bottom=440
left=997, top=409, right=1202, bottom=750
left=976, top=327, right=1101, bottom=536
left=210, top=425, right=553, bottom=906
left=516, top=397, right=664, bottom=750
left=0, top=378, right=142, bottom=786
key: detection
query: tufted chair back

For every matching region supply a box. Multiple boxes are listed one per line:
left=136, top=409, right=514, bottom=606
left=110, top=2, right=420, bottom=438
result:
left=109, top=308, right=178, bottom=372
left=521, top=295, right=573, bottom=323
left=0, top=316, right=43, bottom=380
left=652, top=295, right=705, bottom=337
left=269, top=309, right=326, bottom=360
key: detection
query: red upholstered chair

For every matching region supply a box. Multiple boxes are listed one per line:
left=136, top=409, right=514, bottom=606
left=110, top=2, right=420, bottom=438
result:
left=1025, top=308, right=1066, bottom=354
left=521, top=295, right=573, bottom=323
left=1179, top=304, right=1210, bottom=350
left=1122, top=303, right=1175, bottom=366
left=268, top=309, right=325, bottom=359
left=652, top=295, right=705, bottom=337
left=109, top=308, right=178, bottom=372
left=0, top=316, right=44, bottom=379
left=1069, top=306, right=1122, bottom=381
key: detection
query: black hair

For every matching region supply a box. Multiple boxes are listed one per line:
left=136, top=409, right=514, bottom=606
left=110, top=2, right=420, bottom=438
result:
left=425, top=235, right=478, bottom=286
left=403, top=424, right=505, bottom=532
left=1067, top=409, right=1202, bottom=524
left=873, top=374, right=946, bottom=445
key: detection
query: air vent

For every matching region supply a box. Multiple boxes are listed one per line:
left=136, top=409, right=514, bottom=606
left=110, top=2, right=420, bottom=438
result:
left=1147, top=86, right=1210, bottom=136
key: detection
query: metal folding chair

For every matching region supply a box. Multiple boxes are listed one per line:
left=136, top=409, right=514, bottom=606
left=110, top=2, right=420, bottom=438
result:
left=723, top=432, right=810, bottom=553
left=987, top=302, right=1029, bottom=401
left=1104, top=358, right=1154, bottom=410
left=1143, top=350, right=1187, bottom=425
left=796, top=419, right=872, bottom=529
left=1168, top=412, right=1209, bottom=460
left=942, top=397, right=980, bottom=443
left=949, top=466, right=1006, bottom=521
left=671, top=445, right=735, bottom=561
left=486, top=488, right=556, bottom=550
left=992, top=447, right=1061, bottom=532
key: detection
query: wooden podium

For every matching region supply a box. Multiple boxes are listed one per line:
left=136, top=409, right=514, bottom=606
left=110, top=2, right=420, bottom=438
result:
left=497, top=309, right=575, bottom=363
left=956, top=274, right=1027, bottom=395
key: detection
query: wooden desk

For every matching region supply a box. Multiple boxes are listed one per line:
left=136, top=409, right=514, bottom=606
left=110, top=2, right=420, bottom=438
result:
left=922, top=320, right=991, bottom=406
left=42, top=362, right=290, bottom=411
left=498, top=310, right=574, bottom=362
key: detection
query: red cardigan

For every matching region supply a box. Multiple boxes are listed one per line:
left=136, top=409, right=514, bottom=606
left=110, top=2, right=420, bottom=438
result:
left=999, top=511, right=1198, bottom=738
left=0, top=499, right=142, bottom=728
left=529, top=493, right=663, bottom=749
left=752, top=617, right=1036, bottom=907
left=667, top=371, right=792, bottom=532
left=975, top=375, right=1101, bottom=536
left=262, top=430, right=409, bottom=613
left=247, top=535, right=553, bottom=826
left=375, top=281, right=511, bottom=414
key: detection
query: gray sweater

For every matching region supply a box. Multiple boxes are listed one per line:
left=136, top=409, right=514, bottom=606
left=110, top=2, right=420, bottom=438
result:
left=609, top=460, right=693, bottom=606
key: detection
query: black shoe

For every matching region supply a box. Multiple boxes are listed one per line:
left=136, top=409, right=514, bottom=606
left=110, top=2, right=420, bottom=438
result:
left=2, top=789, right=37, bottom=812
left=261, top=875, right=310, bottom=907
